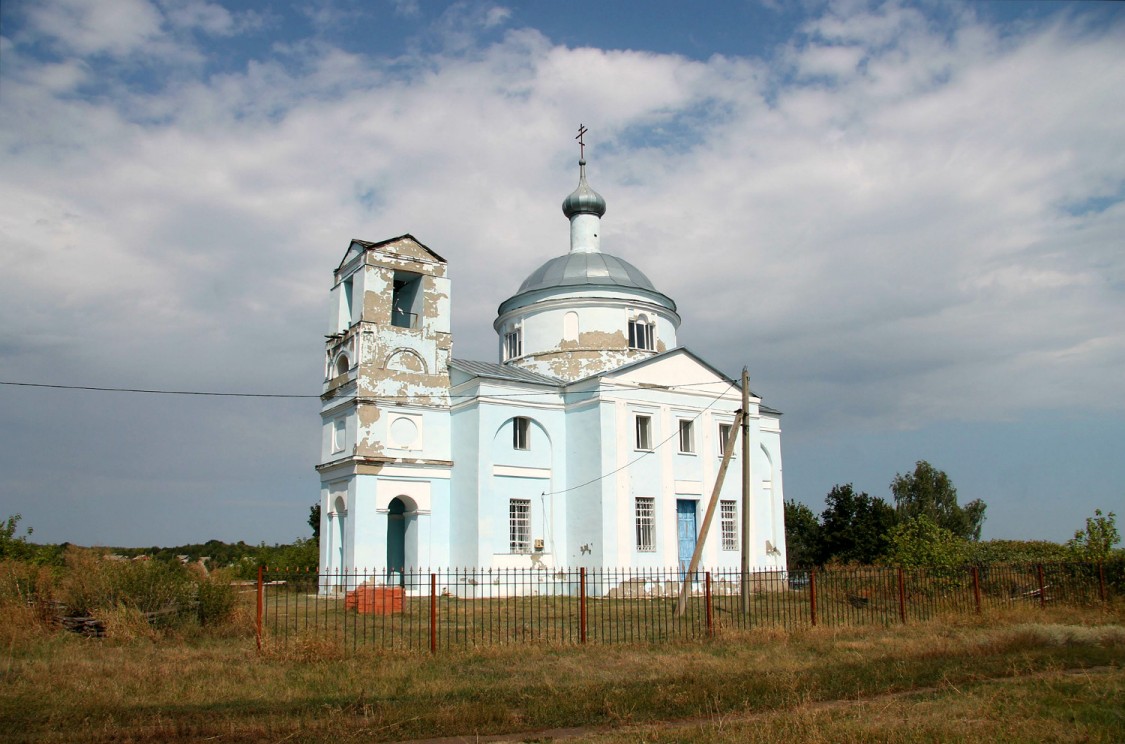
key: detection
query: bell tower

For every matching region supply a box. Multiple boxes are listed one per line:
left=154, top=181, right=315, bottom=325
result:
left=317, top=234, right=453, bottom=580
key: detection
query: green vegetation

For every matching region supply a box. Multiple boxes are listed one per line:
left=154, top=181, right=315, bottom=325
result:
left=1068, top=508, right=1121, bottom=562
left=785, top=460, right=1122, bottom=571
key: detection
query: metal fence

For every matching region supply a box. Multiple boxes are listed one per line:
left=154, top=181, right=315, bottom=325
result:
left=255, top=560, right=1123, bottom=653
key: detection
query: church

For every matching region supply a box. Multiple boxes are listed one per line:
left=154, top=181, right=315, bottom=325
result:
left=316, top=147, right=787, bottom=578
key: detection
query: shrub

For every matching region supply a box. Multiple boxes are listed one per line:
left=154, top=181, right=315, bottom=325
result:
left=196, top=569, right=237, bottom=626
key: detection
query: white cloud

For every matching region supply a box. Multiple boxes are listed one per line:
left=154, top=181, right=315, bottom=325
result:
left=26, top=0, right=165, bottom=57
left=1, top=2, right=1123, bottom=542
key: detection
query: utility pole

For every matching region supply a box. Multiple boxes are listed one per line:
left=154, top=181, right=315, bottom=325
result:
left=740, top=366, right=751, bottom=615
left=675, top=409, right=744, bottom=617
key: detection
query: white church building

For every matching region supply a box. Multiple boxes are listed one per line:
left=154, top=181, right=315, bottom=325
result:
left=316, top=154, right=787, bottom=577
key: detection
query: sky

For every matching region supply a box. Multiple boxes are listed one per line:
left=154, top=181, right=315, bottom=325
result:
left=1, top=0, right=1122, bottom=549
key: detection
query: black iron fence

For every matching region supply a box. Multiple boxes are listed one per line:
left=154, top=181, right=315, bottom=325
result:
left=255, top=560, right=1123, bottom=653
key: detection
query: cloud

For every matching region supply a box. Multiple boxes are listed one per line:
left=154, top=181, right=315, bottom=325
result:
left=1, top=1, right=1122, bottom=543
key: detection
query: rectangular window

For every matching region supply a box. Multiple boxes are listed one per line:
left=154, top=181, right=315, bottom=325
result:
left=718, top=423, right=733, bottom=455
left=628, top=319, right=654, bottom=351
left=678, top=419, right=694, bottom=453
left=721, top=501, right=738, bottom=550
left=332, top=418, right=346, bottom=453
left=509, top=499, right=531, bottom=553
left=635, top=415, right=652, bottom=450
left=513, top=416, right=530, bottom=450
left=504, top=329, right=522, bottom=360
left=635, top=497, right=655, bottom=552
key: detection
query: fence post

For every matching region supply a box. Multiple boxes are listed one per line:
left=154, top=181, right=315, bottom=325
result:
left=1098, top=562, right=1107, bottom=603
left=810, top=568, right=818, bottom=627
left=1037, top=564, right=1046, bottom=608
left=972, top=566, right=982, bottom=615
left=894, top=567, right=905, bottom=624
left=430, top=573, right=437, bottom=654
left=705, top=572, right=714, bottom=638
left=579, top=567, right=587, bottom=644
left=256, top=564, right=264, bottom=653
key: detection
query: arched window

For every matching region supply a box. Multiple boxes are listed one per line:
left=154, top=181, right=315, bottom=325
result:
left=335, top=354, right=350, bottom=377
left=628, top=316, right=654, bottom=351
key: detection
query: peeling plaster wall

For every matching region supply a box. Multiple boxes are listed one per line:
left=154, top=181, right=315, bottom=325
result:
left=496, top=293, right=679, bottom=382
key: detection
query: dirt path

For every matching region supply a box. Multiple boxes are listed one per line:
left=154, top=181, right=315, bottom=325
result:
left=389, top=665, right=1119, bottom=744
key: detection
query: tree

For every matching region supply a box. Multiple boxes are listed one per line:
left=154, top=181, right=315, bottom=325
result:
left=1067, top=509, right=1120, bottom=562
left=891, top=461, right=986, bottom=541
left=886, top=515, right=969, bottom=568
left=818, top=484, right=896, bottom=564
left=784, top=500, right=822, bottom=569
left=308, top=503, right=321, bottom=544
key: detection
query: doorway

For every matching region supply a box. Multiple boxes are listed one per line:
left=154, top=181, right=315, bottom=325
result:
left=676, top=499, right=697, bottom=578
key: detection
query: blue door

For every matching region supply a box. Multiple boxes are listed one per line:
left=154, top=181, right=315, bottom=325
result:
left=676, top=499, right=697, bottom=577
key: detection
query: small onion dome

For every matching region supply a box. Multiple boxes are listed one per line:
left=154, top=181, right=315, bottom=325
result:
left=561, top=160, right=607, bottom=218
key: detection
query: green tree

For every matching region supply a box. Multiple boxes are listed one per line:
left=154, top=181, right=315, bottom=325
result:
left=891, top=461, right=986, bottom=541
left=308, top=502, right=321, bottom=543
left=886, top=516, right=970, bottom=568
left=818, top=484, right=896, bottom=564
left=1067, top=509, right=1120, bottom=561
left=783, top=500, right=822, bottom=568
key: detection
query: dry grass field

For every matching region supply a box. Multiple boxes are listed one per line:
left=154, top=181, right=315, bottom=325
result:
left=2, top=598, right=1123, bottom=743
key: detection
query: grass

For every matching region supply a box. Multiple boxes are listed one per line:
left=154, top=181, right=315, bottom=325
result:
left=2, top=603, right=1123, bottom=742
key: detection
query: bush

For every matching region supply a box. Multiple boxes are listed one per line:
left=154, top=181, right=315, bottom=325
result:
left=967, top=539, right=1070, bottom=565
left=196, top=569, right=237, bottom=626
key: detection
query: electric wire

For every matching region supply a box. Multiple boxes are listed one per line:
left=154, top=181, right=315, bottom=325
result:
left=540, top=378, right=738, bottom=497
left=0, top=377, right=741, bottom=401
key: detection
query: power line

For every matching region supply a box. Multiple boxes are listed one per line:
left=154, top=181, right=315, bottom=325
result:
left=1, top=377, right=741, bottom=402
left=540, top=379, right=738, bottom=497
left=0, top=381, right=319, bottom=398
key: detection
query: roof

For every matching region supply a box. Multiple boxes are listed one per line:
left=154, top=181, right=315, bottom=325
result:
left=498, top=251, right=677, bottom=316
left=335, top=233, right=446, bottom=273
left=449, top=359, right=561, bottom=386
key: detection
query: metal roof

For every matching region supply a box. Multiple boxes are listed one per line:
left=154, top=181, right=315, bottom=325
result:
left=515, top=251, right=657, bottom=294
left=449, top=359, right=561, bottom=386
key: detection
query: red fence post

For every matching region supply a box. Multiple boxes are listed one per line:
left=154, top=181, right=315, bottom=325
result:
left=897, top=567, right=907, bottom=624
left=705, top=572, right=714, bottom=638
left=256, top=564, right=264, bottom=653
left=430, top=573, right=437, bottom=654
left=972, top=566, right=982, bottom=615
left=1037, top=564, right=1046, bottom=608
left=579, top=567, right=587, bottom=644
left=810, top=568, right=818, bottom=627
left=1098, top=562, right=1107, bottom=603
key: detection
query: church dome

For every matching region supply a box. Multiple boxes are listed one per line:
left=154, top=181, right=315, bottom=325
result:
left=498, top=251, right=677, bottom=316
left=561, top=160, right=607, bottom=218
left=518, top=251, right=656, bottom=293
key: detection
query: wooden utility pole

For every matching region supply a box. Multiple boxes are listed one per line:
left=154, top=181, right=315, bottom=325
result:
left=740, top=366, right=752, bottom=615
left=675, top=409, right=744, bottom=617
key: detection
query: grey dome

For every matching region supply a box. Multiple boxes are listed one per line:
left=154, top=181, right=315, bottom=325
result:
left=562, top=160, right=607, bottom=218
left=518, top=252, right=656, bottom=293
left=497, top=251, right=677, bottom=316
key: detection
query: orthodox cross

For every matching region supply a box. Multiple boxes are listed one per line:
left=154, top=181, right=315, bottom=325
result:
left=576, top=124, right=588, bottom=160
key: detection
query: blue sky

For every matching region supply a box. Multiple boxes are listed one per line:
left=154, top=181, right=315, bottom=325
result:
left=1, top=0, right=1122, bottom=548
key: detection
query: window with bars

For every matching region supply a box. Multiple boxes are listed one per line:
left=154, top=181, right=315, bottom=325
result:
left=509, top=499, right=531, bottom=553
left=513, top=417, right=530, bottom=450
left=504, top=328, right=522, bottom=360
left=635, top=415, right=653, bottom=450
left=635, top=497, right=655, bottom=551
left=678, top=419, right=694, bottom=453
left=721, top=500, right=738, bottom=551
left=628, top=319, right=654, bottom=350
